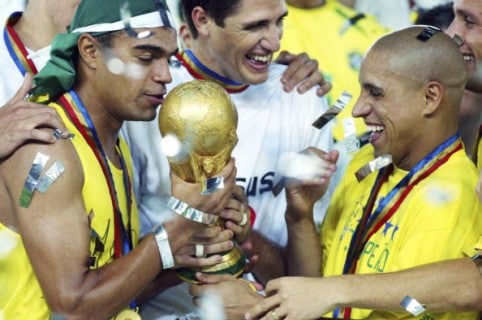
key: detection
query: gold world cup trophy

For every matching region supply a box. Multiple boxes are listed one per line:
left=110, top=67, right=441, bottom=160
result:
left=158, top=79, right=246, bottom=283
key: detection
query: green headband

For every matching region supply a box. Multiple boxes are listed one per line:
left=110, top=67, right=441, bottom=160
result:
left=30, top=0, right=174, bottom=102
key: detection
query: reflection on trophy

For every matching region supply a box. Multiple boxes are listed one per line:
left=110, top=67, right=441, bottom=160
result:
left=158, top=79, right=246, bottom=283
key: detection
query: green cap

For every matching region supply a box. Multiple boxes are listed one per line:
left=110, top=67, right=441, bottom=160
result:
left=30, top=0, right=173, bottom=102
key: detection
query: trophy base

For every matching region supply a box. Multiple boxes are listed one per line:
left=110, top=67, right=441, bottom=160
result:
left=176, top=245, right=246, bottom=283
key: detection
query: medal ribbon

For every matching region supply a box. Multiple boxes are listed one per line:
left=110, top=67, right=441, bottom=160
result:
left=176, top=50, right=249, bottom=93
left=340, top=132, right=462, bottom=319
left=59, top=91, right=133, bottom=260
left=4, top=12, right=38, bottom=76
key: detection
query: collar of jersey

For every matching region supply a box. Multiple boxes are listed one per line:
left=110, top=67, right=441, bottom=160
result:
left=175, top=50, right=249, bottom=93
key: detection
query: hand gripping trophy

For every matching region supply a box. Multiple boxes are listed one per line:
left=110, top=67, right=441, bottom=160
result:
left=158, top=79, right=246, bottom=282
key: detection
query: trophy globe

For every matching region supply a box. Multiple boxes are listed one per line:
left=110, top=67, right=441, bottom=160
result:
left=159, top=79, right=246, bottom=282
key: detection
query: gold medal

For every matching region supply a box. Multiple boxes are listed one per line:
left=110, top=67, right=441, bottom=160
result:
left=114, top=308, right=142, bottom=320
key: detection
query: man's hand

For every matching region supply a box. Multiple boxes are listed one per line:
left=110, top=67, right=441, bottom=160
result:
left=284, top=148, right=338, bottom=222
left=170, top=158, right=237, bottom=215
left=173, top=226, right=234, bottom=268
left=245, top=276, right=338, bottom=320
left=220, top=185, right=251, bottom=244
left=190, top=273, right=263, bottom=319
left=0, top=73, right=68, bottom=159
left=276, top=51, right=332, bottom=97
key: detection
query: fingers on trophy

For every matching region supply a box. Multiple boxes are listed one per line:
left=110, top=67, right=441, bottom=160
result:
left=158, top=79, right=247, bottom=283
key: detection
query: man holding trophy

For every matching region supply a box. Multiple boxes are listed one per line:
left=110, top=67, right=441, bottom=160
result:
left=123, top=0, right=337, bottom=318
left=158, top=79, right=248, bottom=282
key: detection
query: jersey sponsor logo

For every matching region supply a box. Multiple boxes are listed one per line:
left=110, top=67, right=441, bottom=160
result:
left=236, top=171, right=277, bottom=196
left=340, top=201, right=400, bottom=273
left=360, top=240, right=389, bottom=272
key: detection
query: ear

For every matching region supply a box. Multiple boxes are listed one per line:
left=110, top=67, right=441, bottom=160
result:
left=422, top=81, right=443, bottom=116
left=77, top=34, right=100, bottom=69
left=179, top=23, right=192, bottom=49
left=191, top=6, right=211, bottom=36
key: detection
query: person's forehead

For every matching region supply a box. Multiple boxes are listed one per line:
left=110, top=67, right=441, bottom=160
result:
left=361, top=50, right=406, bottom=83
left=454, top=0, right=482, bottom=15
left=230, top=0, right=286, bottom=17
left=118, top=27, right=177, bottom=49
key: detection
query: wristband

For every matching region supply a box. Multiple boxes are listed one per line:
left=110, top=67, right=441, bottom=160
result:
left=152, top=224, right=175, bottom=270
left=400, top=296, right=426, bottom=316
left=167, top=196, right=218, bottom=226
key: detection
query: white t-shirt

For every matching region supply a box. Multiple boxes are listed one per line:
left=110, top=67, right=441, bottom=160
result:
left=0, top=12, right=50, bottom=106
left=122, top=60, right=335, bottom=319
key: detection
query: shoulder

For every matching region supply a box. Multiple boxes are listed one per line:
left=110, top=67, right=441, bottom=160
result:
left=0, top=131, right=83, bottom=209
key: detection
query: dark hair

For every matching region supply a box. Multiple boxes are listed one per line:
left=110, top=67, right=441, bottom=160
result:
left=94, top=31, right=122, bottom=48
left=181, top=0, right=242, bottom=38
left=415, top=2, right=454, bottom=30
left=73, top=31, right=120, bottom=70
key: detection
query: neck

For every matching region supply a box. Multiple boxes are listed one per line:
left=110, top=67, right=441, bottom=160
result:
left=14, top=4, right=59, bottom=50
left=181, top=48, right=248, bottom=92
left=396, top=130, right=459, bottom=171
left=74, top=86, right=122, bottom=162
left=189, top=44, right=225, bottom=78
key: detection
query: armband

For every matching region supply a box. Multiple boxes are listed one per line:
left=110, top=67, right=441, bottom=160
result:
left=400, top=296, right=426, bottom=316
left=152, top=224, right=175, bottom=270
left=167, top=196, right=218, bottom=226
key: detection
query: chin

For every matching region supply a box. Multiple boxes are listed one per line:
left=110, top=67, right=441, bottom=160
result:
left=246, top=73, right=269, bottom=85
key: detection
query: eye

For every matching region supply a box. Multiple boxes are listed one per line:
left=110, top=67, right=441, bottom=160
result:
left=137, top=54, right=154, bottom=63
left=245, top=21, right=267, bottom=31
left=464, top=14, right=476, bottom=27
left=370, top=88, right=383, bottom=98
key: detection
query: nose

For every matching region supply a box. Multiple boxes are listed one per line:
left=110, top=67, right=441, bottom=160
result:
left=352, top=96, right=371, bottom=118
left=446, top=19, right=465, bottom=43
left=260, top=24, right=281, bottom=52
left=152, top=58, right=172, bottom=84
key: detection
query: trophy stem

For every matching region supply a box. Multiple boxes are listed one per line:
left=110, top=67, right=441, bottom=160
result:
left=176, top=242, right=247, bottom=283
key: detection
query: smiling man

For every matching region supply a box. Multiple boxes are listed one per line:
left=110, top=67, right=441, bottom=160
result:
left=289, top=25, right=481, bottom=320
left=122, top=0, right=336, bottom=318
left=243, top=24, right=482, bottom=320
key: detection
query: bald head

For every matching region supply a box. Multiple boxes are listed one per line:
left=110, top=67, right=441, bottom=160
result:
left=368, top=26, right=466, bottom=90
left=354, top=26, right=468, bottom=169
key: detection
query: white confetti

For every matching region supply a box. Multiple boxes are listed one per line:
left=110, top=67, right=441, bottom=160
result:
left=161, top=134, right=182, bottom=157
left=106, top=57, right=125, bottom=75
left=199, top=291, right=226, bottom=320
left=277, top=151, right=329, bottom=179
left=0, top=230, right=18, bottom=259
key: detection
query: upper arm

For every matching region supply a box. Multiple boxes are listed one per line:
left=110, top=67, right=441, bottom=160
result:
left=1, top=139, right=91, bottom=304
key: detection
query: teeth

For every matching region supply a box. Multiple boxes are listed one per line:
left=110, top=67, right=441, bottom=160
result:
left=367, top=125, right=384, bottom=132
left=464, top=55, right=473, bottom=61
left=248, top=54, right=270, bottom=63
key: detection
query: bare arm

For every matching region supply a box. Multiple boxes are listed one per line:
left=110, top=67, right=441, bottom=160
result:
left=245, top=258, right=482, bottom=320
left=336, top=257, right=482, bottom=313
left=284, top=148, right=338, bottom=276
left=1, top=140, right=236, bottom=319
left=244, top=230, right=287, bottom=284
